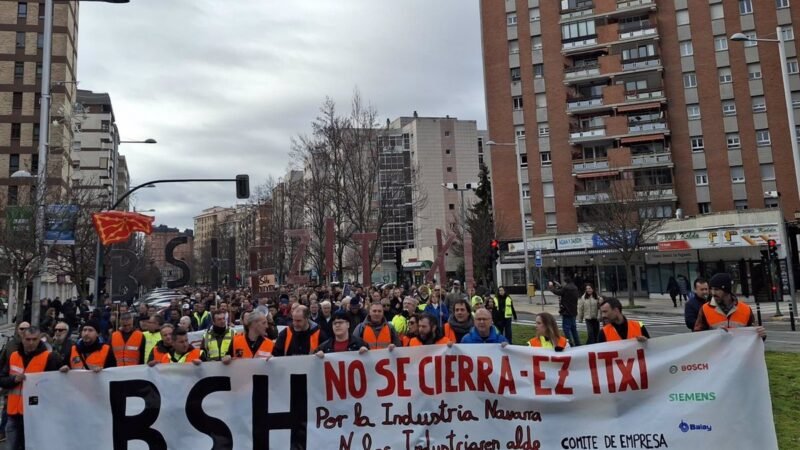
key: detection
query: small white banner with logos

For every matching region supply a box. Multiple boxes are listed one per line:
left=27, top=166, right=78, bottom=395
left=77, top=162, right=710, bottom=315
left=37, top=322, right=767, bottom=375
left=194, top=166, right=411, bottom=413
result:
left=23, top=331, right=777, bottom=449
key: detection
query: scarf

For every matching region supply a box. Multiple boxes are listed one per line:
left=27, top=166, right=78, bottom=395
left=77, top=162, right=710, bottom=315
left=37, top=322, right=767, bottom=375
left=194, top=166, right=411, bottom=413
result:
left=447, top=315, right=473, bottom=337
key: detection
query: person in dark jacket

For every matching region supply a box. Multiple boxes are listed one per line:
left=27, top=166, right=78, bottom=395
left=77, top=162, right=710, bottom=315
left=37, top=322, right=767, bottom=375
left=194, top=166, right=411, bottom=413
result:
left=549, top=277, right=581, bottom=346
left=666, top=276, right=680, bottom=307
left=59, top=320, right=116, bottom=372
left=273, top=306, right=323, bottom=356
left=684, top=278, right=710, bottom=330
left=314, top=310, right=369, bottom=355
left=0, top=326, right=61, bottom=450
left=49, top=321, right=74, bottom=362
left=492, top=287, right=517, bottom=343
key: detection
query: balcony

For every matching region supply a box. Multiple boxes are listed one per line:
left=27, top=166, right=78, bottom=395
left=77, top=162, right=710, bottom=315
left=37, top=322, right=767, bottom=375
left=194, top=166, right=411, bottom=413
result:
left=575, top=192, right=611, bottom=205
left=616, top=0, right=655, bottom=12
left=563, top=37, right=599, bottom=51
left=569, top=125, right=606, bottom=141
left=573, top=158, right=610, bottom=173
left=562, top=0, right=656, bottom=24
left=567, top=95, right=604, bottom=111
left=634, top=185, right=676, bottom=200
left=621, top=56, right=661, bottom=71
left=560, top=0, right=595, bottom=20
left=624, top=87, right=664, bottom=101
left=565, top=62, right=601, bottom=80
left=628, top=120, right=667, bottom=133
left=631, top=152, right=672, bottom=168
left=619, top=26, right=657, bottom=41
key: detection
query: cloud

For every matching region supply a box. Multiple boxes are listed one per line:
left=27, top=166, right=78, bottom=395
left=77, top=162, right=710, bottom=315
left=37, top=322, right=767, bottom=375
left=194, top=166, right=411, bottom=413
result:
left=78, top=0, right=484, bottom=229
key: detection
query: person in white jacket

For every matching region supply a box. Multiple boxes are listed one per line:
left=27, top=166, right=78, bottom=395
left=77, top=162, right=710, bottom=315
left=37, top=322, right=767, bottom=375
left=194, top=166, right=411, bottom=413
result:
left=577, top=284, right=602, bottom=345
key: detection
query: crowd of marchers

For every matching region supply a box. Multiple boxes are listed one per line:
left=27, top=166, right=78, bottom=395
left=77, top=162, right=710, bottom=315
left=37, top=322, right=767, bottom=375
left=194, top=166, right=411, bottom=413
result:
left=0, top=271, right=768, bottom=449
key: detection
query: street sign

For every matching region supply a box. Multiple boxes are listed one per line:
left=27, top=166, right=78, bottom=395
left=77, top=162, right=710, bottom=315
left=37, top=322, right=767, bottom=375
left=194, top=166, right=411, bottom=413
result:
left=534, top=250, right=542, bottom=267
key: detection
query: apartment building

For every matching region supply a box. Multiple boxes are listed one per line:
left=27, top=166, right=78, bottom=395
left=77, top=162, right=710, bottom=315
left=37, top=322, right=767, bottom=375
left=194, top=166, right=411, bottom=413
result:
left=0, top=1, right=79, bottom=205
left=481, top=0, right=800, bottom=294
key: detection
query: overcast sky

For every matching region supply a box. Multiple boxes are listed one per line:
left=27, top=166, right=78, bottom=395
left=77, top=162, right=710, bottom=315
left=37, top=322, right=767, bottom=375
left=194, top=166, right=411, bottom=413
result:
left=78, top=0, right=486, bottom=230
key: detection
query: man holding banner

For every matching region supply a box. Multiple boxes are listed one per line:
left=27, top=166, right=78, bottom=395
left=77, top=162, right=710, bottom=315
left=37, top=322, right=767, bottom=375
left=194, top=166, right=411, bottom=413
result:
left=460, top=308, right=508, bottom=344
left=598, top=298, right=649, bottom=343
left=273, top=306, right=323, bottom=356
left=694, top=273, right=766, bottom=338
left=60, top=320, right=116, bottom=372
left=353, top=303, right=401, bottom=350
left=315, top=310, right=369, bottom=355
left=232, top=311, right=274, bottom=359
left=202, top=311, right=235, bottom=363
left=408, top=313, right=453, bottom=346
left=0, top=326, right=61, bottom=450
left=110, top=313, right=144, bottom=367
left=161, top=329, right=203, bottom=365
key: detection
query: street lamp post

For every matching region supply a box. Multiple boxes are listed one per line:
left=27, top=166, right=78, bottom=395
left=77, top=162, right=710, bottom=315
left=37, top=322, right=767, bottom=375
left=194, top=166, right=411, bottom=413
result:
left=731, top=30, right=799, bottom=330
left=486, top=138, right=532, bottom=304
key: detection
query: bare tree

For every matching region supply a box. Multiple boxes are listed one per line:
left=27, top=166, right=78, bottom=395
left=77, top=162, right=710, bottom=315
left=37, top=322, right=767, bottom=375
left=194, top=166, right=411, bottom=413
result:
left=582, top=179, right=668, bottom=307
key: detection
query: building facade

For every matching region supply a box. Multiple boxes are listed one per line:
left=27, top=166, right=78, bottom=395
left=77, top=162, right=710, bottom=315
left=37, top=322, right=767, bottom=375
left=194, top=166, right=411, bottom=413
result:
left=0, top=1, right=79, bottom=205
left=481, top=0, right=800, bottom=294
left=192, top=206, right=234, bottom=283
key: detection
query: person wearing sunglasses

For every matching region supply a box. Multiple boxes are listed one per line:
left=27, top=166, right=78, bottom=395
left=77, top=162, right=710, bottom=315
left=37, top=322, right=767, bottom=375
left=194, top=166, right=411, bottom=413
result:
left=50, top=322, right=73, bottom=362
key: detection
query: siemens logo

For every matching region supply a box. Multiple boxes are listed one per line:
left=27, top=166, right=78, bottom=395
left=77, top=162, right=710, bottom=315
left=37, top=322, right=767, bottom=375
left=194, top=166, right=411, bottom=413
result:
left=669, top=392, right=716, bottom=402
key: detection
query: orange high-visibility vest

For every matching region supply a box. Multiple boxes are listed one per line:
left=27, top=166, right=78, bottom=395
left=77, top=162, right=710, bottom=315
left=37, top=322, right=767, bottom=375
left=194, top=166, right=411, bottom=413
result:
left=401, top=335, right=413, bottom=347
left=701, top=302, right=752, bottom=329
left=161, top=348, right=203, bottom=364
left=283, top=328, right=320, bottom=355
left=408, top=336, right=450, bottom=346
left=69, top=344, right=111, bottom=370
left=528, top=335, right=568, bottom=349
left=442, top=324, right=457, bottom=343
left=232, top=334, right=274, bottom=358
left=7, top=350, right=50, bottom=415
left=602, top=320, right=644, bottom=342
left=111, top=330, right=143, bottom=366
left=362, top=324, right=392, bottom=350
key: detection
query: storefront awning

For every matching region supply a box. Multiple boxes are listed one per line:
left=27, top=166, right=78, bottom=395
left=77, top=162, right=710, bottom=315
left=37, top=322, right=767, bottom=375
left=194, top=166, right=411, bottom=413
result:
left=402, top=260, right=432, bottom=270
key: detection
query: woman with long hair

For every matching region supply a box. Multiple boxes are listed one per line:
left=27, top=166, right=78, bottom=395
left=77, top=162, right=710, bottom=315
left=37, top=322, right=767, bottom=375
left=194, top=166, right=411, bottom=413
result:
left=528, top=312, right=568, bottom=351
left=578, top=283, right=602, bottom=345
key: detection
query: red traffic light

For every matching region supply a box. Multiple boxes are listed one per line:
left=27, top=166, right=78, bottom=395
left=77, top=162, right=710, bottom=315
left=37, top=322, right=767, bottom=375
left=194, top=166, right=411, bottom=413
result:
left=768, top=239, right=777, bottom=248
left=772, top=286, right=778, bottom=293
left=491, top=239, right=499, bottom=249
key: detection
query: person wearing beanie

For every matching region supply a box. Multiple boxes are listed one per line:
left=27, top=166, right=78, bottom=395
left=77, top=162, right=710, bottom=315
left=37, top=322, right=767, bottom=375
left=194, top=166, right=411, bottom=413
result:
left=60, top=320, right=116, bottom=372
left=693, top=273, right=766, bottom=338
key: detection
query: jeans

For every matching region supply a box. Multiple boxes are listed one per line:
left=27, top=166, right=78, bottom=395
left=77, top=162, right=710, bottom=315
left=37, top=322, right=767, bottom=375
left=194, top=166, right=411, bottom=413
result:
left=0, top=400, right=7, bottom=433
left=585, top=319, right=600, bottom=345
left=562, top=315, right=580, bottom=347
left=7, top=415, right=23, bottom=450
left=498, top=318, right=513, bottom=343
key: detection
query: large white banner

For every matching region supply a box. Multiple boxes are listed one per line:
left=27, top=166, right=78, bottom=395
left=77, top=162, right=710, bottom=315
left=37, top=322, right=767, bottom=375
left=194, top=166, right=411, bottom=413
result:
left=24, top=330, right=777, bottom=449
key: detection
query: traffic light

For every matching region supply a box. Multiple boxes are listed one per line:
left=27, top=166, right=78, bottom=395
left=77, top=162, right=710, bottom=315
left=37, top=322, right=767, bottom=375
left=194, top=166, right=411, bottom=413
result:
left=235, top=174, right=250, bottom=199
left=491, top=239, right=500, bottom=260
left=767, top=239, right=778, bottom=260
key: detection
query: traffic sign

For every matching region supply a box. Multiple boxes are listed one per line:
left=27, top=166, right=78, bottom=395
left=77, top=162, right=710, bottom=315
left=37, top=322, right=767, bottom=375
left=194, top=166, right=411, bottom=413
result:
left=534, top=250, right=542, bottom=267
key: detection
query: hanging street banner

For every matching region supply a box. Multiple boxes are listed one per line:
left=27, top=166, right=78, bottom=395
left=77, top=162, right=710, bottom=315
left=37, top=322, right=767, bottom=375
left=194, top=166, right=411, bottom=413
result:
left=23, top=330, right=777, bottom=450
left=44, top=204, right=80, bottom=245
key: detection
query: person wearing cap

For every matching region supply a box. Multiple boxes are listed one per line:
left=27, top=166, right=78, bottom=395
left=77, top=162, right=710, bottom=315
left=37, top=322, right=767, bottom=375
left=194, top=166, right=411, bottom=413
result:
left=344, top=296, right=367, bottom=330
left=314, top=310, right=369, bottom=355
left=468, top=286, right=483, bottom=311
left=694, top=273, right=766, bottom=338
left=60, top=320, right=116, bottom=372
left=353, top=302, right=401, bottom=350
left=598, top=297, right=650, bottom=343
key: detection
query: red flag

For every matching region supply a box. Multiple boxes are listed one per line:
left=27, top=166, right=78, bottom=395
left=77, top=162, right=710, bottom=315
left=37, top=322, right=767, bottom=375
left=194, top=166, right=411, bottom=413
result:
left=92, top=211, right=155, bottom=245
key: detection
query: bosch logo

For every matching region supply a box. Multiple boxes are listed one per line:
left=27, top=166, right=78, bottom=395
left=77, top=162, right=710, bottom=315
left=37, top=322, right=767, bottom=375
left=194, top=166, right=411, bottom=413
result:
left=680, top=363, right=709, bottom=372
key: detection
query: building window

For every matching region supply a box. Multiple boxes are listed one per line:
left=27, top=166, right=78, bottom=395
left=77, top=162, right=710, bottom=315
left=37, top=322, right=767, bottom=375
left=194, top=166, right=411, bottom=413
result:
left=680, top=41, right=694, bottom=57
left=543, top=182, right=554, bottom=197
left=511, top=67, right=521, bottom=81
left=15, top=32, right=25, bottom=48
left=101, top=120, right=110, bottom=131
left=727, top=133, right=741, bottom=149
left=710, top=4, right=724, bottom=20
left=744, top=32, right=758, bottom=47
left=10, top=124, right=21, bottom=140
left=535, top=93, right=547, bottom=108
left=18, top=2, right=27, bottom=17
left=507, top=13, right=517, bottom=26
left=8, top=186, right=18, bottom=206
left=777, top=0, right=790, bottom=8
left=14, top=62, right=24, bottom=79
left=9, top=154, right=19, bottom=175
left=796, top=126, right=800, bottom=142
left=691, top=137, right=704, bottom=152
left=540, top=151, right=552, bottom=166
left=512, top=96, right=523, bottom=110
left=676, top=10, right=689, bottom=26
left=756, top=129, right=771, bottom=146
left=538, top=125, right=549, bottom=137
left=446, top=167, right=452, bottom=172
left=561, top=19, right=596, bottom=41
left=36, top=62, right=41, bottom=79
left=788, top=59, right=799, bottom=74
left=445, top=149, right=451, bottom=154
left=12, top=93, right=22, bottom=112
left=531, top=36, right=543, bottom=50
left=760, top=163, right=776, bottom=180
left=509, top=40, right=519, bottom=55
left=715, top=36, right=728, bottom=51
left=522, top=183, right=530, bottom=198
left=739, top=0, right=753, bottom=14
left=533, top=64, right=544, bottom=78
left=448, top=204, right=455, bottom=210
left=722, top=101, right=737, bottom=116
left=752, top=96, right=767, bottom=112
left=530, top=7, right=540, bottom=21
left=731, top=166, right=745, bottom=183
left=545, top=213, right=557, bottom=228
left=698, top=202, right=711, bottom=214
left=765, top=197, right=780, bottom=208
left=734, top=200, right=748, bottom=211
left=782, top=26, right=795, bottom=41
left=718, top=67, right=732, bottom=83
left=686, top=104, right=701, bottom=119
left=36, top=32, right=43, bottom=49
left=31, top=154, right=38, bottom=174
left=683, top=73, right=697, bottom=88
left=32, top=123, right=39, bottom=140
left=747, top=64, right=762, bottom=80
left=515, top=127, right=525, bottom=138
left=520, top=153, right=528, bottom=167
left=695, top=170, right=709, bottom=186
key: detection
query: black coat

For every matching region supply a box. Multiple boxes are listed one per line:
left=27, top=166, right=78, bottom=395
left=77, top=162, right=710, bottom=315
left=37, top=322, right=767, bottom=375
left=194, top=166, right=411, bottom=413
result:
left=314, top=335, right=368, bottom=353
left=551, top=282, right=580, bottom=317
